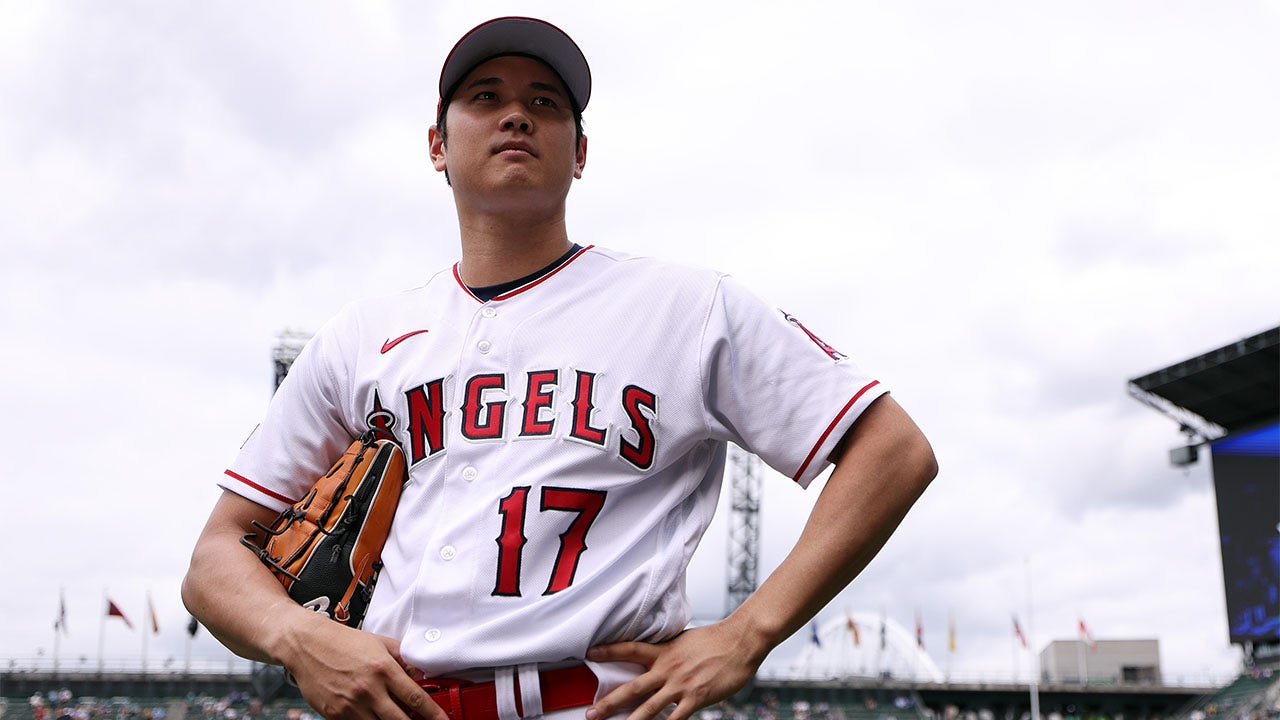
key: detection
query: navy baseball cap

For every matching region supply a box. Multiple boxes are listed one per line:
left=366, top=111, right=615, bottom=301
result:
left=438, top=17, right=592, bottom=113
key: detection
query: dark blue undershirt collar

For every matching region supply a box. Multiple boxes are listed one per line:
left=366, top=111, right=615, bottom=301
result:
left=467, top=243, right=583, bottom=302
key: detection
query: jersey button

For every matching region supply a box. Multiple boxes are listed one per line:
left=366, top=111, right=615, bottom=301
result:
left=462, top=466, right=478, bottom=481
left=477, top=340, right=492, bottom=354
left=425, top=628, right=441, bottom=642
left=481, top=307, right=497, bottom=318
left=440, top=545, right=456, bottom=561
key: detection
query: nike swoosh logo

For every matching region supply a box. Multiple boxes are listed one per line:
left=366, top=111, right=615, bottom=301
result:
left=381, top=329, right=429, bottom=354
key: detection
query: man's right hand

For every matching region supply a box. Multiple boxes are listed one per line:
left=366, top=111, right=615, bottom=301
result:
left=278, top=610, right=446, bottom=720
left=182, top=490, right=446, bottom=720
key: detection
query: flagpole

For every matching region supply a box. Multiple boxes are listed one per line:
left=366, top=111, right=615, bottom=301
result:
left=877, top=608, right=886, bottom=679
left=857, top=617, right=866, bottom=676
left=142, top=609, right=149, bottom=672
left=142, top=590, right=154, bottom=672
left=1075, top=615, right=1086, bottom=685
left=53, top=587, right=63, bottom=676
left=1076, top=633, right=1086, bottom=685
left=185, top=617, right=194, bottom=674
left=913, top=610, right=921, bottom=681
left=946, top=611, right=954, bottom=682
left=1024, top=559, right=1041, bottom=720
left=98, top=591, right=106, bottom=673
left=1011, top=629, right=1018, bottom=683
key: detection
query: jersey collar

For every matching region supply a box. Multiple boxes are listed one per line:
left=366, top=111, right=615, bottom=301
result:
left=453, top=244, right=593, bottom=303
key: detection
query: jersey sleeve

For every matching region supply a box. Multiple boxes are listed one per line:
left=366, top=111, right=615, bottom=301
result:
left=698, top=276, right=889, bottom=488
left=219, top=310, right=359, bottom=511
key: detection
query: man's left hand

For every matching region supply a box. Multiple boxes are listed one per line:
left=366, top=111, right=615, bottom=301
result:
left=585, top=621, right=765, bottom=720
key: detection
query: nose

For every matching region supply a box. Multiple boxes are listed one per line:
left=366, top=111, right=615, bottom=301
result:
left=501, top=110, right=532, bottom=134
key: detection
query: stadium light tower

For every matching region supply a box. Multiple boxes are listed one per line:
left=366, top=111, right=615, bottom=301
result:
left=250, top=328, right=313, bottom=698
left=272, top=329, right=312, bottom=391
left=725, top=446, right=762, bottom=616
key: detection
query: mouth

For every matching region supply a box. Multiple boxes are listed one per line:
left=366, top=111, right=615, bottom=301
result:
left=494, top=140, right=537, bottom=157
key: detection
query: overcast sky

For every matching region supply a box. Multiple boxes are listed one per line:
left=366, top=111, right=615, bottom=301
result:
left=2, top=0, right=1277, bottom=686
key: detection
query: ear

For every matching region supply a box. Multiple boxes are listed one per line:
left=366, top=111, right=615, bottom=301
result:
left=429, top=125, right=447, bottom=173
left=573, top=134, right=588, bottom=179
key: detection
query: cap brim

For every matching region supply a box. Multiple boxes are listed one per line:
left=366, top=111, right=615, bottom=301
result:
left=439, top=17, right=591, bottom=112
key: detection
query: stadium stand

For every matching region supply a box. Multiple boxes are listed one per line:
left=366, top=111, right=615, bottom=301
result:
left=1177, top=669, right=1280, bottom=720
left=701, top=689, right=928, bottom=720
left=2, top=670, right=1266, bottom=720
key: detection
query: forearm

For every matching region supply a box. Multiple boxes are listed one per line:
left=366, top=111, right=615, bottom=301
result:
left=584, top=399, right=936, bottom=720
left=183, top=492, right=446, bottom=720
left=180, top=492, right=318, bottom=665
left=725, top=397, right=937, bottom=661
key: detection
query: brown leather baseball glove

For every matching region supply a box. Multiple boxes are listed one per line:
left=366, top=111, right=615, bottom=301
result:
left=241, top=431, right=407, bottom=627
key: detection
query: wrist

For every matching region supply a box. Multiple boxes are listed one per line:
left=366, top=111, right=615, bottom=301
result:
left=262, top=602, right=324, bottom=668
left=721, top=602, right=784, bottom=666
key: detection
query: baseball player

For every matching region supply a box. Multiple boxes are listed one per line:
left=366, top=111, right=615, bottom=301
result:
left=182, top=16, right=937, bottom=720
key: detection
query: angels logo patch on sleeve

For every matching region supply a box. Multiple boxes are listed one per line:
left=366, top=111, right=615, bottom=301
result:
left=781, top=310, right=847, bottom=361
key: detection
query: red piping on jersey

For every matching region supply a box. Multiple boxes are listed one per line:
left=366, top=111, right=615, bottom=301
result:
left=453, top=265, right=482, bottom=302
left=224, top=469, right=296, bottom=505
left=452, top=245, right=595, bottom=303
left=791, top=380, right=881, bottom=483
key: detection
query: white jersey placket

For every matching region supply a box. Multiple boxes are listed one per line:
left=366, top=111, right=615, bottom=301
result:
left=413, top=295, right=514, bottom=664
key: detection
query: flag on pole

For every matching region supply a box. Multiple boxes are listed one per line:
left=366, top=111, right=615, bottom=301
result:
left=187, top=615, right=200, bottom=637
left=54, top=589, right=69, bottom=636
left=147, top=593, right=160, bottom=634
left=1013, top=615, right=1029, bottom=649
left=947, top=612, right=956, bottom=653
left=915, top=611, right=925, bottom=649
left=106, top=599, right=133, bottom=630
left=1077, top=618, right=1096, bottom=651
left=879, top=614, right=887, bottom=651
left=809, top=619, right=823, bottom=648
left=847, top=613, right=861, bottom=646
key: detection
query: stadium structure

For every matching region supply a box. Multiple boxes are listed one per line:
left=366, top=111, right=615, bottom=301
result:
left=5, top=329, right=1278, bottom=720
left=1127, top=326, right=1279, bottom=668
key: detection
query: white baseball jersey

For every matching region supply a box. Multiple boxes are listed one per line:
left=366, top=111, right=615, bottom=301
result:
left=222, top=245, right=887, bottom=679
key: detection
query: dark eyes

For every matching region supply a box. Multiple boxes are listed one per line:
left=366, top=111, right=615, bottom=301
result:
left=471, top=91, right=559, bottom=109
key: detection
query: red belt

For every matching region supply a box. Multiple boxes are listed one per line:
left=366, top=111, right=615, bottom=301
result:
left=413, top=664, right=598, bottom=720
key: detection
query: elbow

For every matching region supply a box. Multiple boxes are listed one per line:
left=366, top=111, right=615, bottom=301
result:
left=180, top=570, right=198, bottom=616
left=905, top=430, right=939, bottom=492
left=920, top=438, right=939, bottom=484
left=180, top=550, right=205, bottom=619
left=181, top=532, right=222, bottom=621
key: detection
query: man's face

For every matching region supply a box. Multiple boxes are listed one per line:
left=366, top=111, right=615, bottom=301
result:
left=430, top=55, right=587, bottom=211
